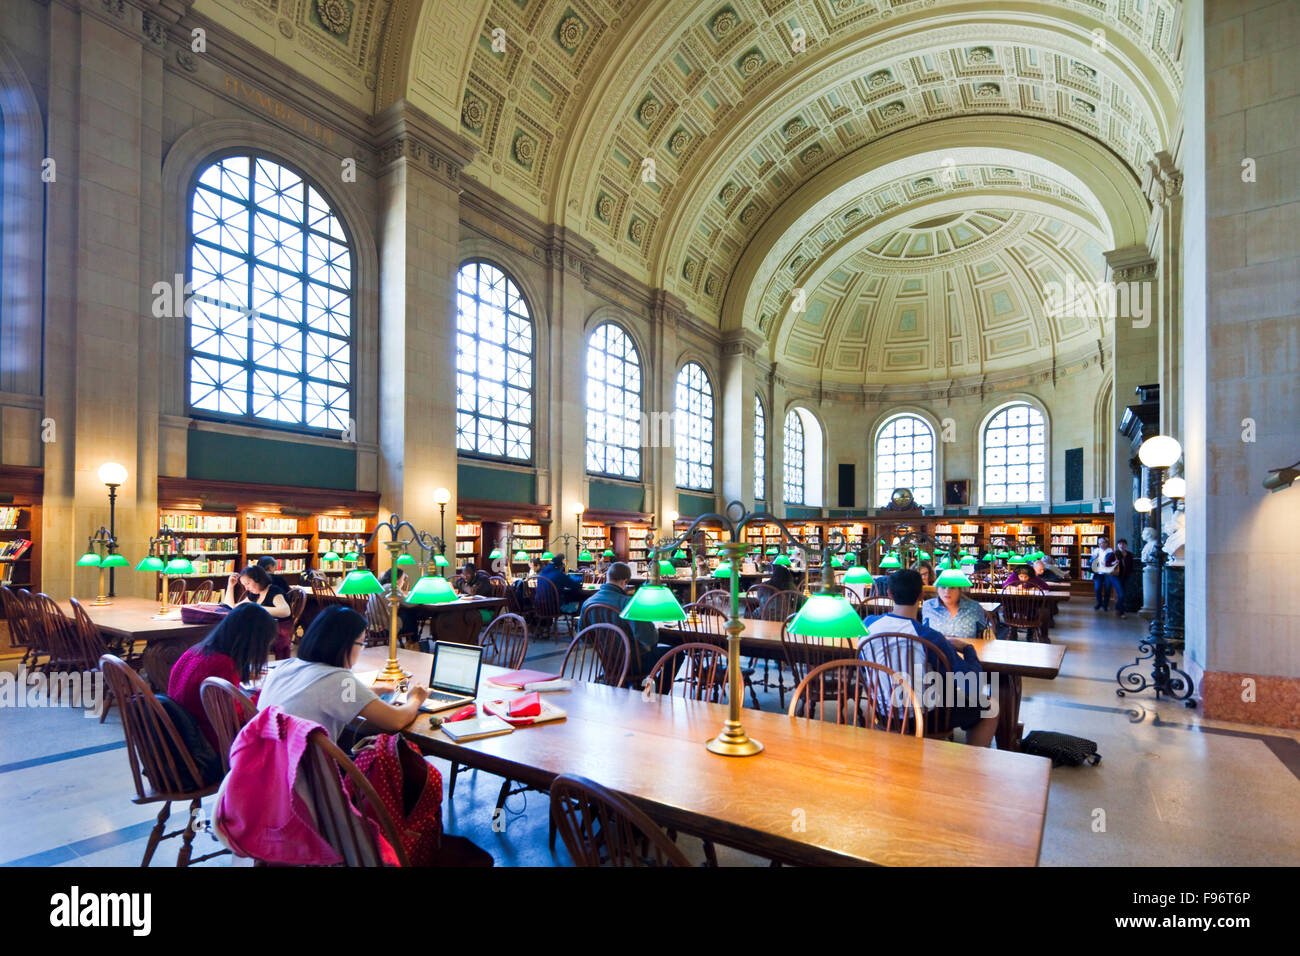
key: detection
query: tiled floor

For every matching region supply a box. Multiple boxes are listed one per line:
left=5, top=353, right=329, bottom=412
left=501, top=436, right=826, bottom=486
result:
left=2, top=603, right=1299, bottom=867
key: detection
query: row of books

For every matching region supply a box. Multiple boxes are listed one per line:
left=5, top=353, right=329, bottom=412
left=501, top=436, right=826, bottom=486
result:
left=162, top=513, right=238, bottom=532
left=0, top=538, right=32, bottom=560
left=246, top=516, right=301, bottom=532
left=0, top=507, right=26, bottom=530
left=455, top=523, right=480, bottom=537
left=246, top=537, right=311, bottom=552
left=319, top=517, right=367, bottom=533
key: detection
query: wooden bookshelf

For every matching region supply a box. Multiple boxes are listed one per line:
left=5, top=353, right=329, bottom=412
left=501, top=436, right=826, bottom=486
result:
left=454, top=520, right=482, bottom=569
left=156, top=477, right=380, bottom=588
left=457, top=500, right=551, bottom=577
left=0, top=466, right=42, bottom=602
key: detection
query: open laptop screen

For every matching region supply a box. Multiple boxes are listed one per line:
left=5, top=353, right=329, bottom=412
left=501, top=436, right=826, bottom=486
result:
left=430, top=641, right=483, bottom=696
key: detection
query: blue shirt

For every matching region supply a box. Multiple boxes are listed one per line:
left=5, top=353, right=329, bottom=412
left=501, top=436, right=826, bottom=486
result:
left=582, top=582, right=659, bottom=656
left=921, top=596, right=987, bottom=641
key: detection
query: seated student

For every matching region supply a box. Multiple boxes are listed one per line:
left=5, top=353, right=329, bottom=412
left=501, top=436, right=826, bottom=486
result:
left=258, top=606, right=429, bottom=742
left=766, top=562, right=796, bottom=593
left=922, top=579, right=989, bottom=642
left=256, top=555, right=292, bottom=594
left=527, top=558, right=544, bottom=581
left=915, top=562, right=936, bottom=586
left=583, top=562, right=670, bottom=679
left=1002, top=565, right=1049, bottom=590
left=539, top=554, right=584, bottom=614
left=1035, top=556, right=1067, bottom=582
left=223, top=563, right=293, bottom=657
left=859, top=569, right=998, bottom=747
left=168, top=603, right=277, bottom=749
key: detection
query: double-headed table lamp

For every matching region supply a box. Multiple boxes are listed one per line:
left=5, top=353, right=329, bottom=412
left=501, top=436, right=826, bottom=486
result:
left=76, top=527, right=129, bottom=606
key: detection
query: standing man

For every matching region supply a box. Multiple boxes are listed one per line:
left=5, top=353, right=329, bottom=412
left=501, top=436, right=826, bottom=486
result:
left=1090, top=536, right=1118, bottom=612
left=1114, top=538, right=1135, bottom=618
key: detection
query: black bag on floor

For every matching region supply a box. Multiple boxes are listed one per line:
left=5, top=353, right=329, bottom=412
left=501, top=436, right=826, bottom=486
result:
left=1020, top=731, right=1101, bottom=767
left=146, top=694, right=223, bottom=790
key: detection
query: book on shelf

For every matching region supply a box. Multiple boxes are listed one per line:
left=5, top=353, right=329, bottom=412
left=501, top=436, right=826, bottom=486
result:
left=0, top=538, right=32, bottom=561
left=246, top=516, right=299, bottom=533
left=246, top=538, right=310, bottom=553
left=0, top=506, right=24, bottom=530
left=319, top=517, right=366, bottom=533
left=161, top=512, right=237, bottom=532
left=455, top=522, right=480, bottom=538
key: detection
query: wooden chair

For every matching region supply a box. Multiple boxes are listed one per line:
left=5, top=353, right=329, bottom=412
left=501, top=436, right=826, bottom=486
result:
left=32, top=593, right=79, bottom=678
left=287, top=587, right=307, bottom=640
left=999, top=589, right=1048, bottom=642
left=486, top=575, right=508, bottom=598
left=198, top=677, right=257, bottom=774
left=0, top=585, right=41, bottom=668
left=550, top=773, right=690, bottom=867
left=191, top=580, right=215, bottom=604
left=778, top=612, right=853, bottom=713
left=844, top=588, right=868, bottom=618
left=308, top=571, right=336, bottom=600
left=684, top=606, right=761, bottom=709
left=787, top=659, right=923, bottom=736
left=694, top=588, right=731, bottom=615
left=560, top=623, right=630, bottom=688
left=67, top=597, right=122, bottom=721
left=448, top=612, right=530, bottom=799
left=98, top=655, right=229, bottom=867
left=362, top=592, right=392, bottom=647
left=167, top=577, right=187, bottom=607
left=858, top=632, right=959, bottom=739
left=298, top=731, right=410, bottom=867
left=531, top=576, right=564, bottom=641
left=646, top=641, right=726, bottom=702
left=744, top=583, right=777, bottom=617
left=757, top=589, right=803, bottom=622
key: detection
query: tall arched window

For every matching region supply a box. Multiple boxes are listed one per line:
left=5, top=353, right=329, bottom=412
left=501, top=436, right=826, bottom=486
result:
left=874, top=414, right=936, bottom=507
left=188, top=153, right=353, bottom=432
left=586, top=323, right=643, bottom=480
left=754, top=395, right=766, bottom=501
left=674, top=362, right=714, bottom=490
left=455, top=261, right=534, bottom=461
left=982, top=402, right=1047, bottom=503
left=783, top=410, right=804, bottom=504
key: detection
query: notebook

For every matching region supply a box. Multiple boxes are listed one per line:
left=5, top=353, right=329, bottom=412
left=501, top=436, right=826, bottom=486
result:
left=440, top=714, right=514, bottom=742
left=484, top=693, right=567, bottom=727
left=487, top=669, right=558, bottom=689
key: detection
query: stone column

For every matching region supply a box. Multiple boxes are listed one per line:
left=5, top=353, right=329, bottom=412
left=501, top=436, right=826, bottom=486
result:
left=1147, top=151, right=1185, bottom=439
left=770, top=372, right=789, bottom=518
left=373, top=106, right=474, bottom=546
left=1105, top=246, right=1160, bottom=547
left=645, top=291, right=682, bottom=524
left=720, top=330, right=761, bottom=509
left=42, top=2, right=166, bottom=600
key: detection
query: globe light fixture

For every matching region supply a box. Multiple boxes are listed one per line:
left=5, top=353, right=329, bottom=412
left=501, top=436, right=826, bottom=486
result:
left=1163, top=477, right=1186, bottom=498
left=1138, top=435, right=1182, bottom=469
left=1134, top=496, right=1154, bottom=513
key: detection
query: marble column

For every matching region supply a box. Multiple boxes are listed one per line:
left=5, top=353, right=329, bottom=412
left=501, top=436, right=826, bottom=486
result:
left=720, top=330, right=762, bottom=509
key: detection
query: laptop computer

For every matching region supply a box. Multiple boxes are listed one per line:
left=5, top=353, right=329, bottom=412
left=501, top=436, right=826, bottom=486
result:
left=384, top=640, right=484, bottom=712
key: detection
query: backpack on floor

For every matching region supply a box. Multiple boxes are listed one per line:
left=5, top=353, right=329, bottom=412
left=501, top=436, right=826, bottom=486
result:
left=1020, top=731, right=1101, bottom=767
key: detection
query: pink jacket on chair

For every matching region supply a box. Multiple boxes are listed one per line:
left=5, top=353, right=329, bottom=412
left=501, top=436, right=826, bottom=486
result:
left=214, top=706, right=344, bottom=866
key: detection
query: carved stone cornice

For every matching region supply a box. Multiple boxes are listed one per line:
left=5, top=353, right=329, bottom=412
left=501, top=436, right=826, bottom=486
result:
left=721, top=329, right=764, bottom=361
left=1144, top=149, right=1183, bottom=207
left=541, top=225, right=594, bottom=283
left=372, top=100, right=476, bottom=187
left=1104, top=244, right=1158, bottom=283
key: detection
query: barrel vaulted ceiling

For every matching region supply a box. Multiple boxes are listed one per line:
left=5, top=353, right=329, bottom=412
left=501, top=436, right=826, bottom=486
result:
left=196, top=0, right=1182, bottom=385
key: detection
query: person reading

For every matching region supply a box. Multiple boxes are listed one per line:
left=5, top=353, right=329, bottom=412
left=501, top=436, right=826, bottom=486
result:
left=582, top=562, right=670, bottom=680
left=223, top=563, right=293, bottom=657
left=859, top=569, right=998, bottom=747
left=539, top=554, right=584, bottom=614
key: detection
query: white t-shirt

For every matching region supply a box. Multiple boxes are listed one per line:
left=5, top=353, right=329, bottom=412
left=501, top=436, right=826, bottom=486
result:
left=1091, top=546, right=1116, bottom=574
left=258, top=659, right=378, bottom=741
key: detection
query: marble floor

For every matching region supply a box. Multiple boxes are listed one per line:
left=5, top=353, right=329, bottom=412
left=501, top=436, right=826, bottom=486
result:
left=2, top=602, right=1299, bottom=867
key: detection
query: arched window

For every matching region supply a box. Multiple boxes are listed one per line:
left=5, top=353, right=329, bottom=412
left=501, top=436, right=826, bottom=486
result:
left=754, top=395, right=766, bottom=501
left=982, top=402, right=1047, bottom=503
left=455, top=261, right=534, bottom=461
left=783, top=410, right=805, bottom=504
left=188, top=153, right=353, bottom=432
left=874, top=414, right=936, bottom=507
left=674, top=362, right=714, bottom=490
left=586, top=323, right=643, bottom=480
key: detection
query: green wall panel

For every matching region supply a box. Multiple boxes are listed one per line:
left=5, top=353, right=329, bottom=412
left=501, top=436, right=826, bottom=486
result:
left=590, top=479, right=644, bottom=513
left=457, top=463, right=536, bottom=504
left=188, top=431, right=356, bottom=490
left=676, top=491, right=715, bottom=516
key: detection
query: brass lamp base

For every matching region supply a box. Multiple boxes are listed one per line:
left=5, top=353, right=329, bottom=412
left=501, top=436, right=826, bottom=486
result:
left=90, top=598, right=112, bottom=607
left=377, top=657, right=411, bottom=683
left=707, top=720, right=764, bottom=757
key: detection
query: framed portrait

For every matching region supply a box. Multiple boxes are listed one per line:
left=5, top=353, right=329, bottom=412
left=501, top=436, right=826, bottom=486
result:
left=945, top=480, right=969, bottom=507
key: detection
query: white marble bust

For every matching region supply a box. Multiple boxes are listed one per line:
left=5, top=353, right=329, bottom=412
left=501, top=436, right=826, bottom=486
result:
left=1140, top=526, right=1158, bottom=564
left=1163, top=511, right=1186, bottom=566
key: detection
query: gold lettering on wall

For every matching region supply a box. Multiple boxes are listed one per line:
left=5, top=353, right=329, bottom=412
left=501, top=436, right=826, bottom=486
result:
left=223, top=75, right=336, bottom=147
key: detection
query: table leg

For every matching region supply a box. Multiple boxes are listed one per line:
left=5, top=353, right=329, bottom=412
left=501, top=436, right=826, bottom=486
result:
left=995, top=674, right=1023, bottom=751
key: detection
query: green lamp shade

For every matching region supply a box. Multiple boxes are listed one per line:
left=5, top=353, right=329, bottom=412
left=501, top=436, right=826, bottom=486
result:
left=322, top=551, right=341, bottom=562
left=917, top=550, right=932, bottom=561
left=935, top=568, right=974, bottom=588
left=407, top=574, right=457, bottom=604
left=488, top=548, right=502, bottom=559
left=433, top=554, right=450, bottom=567
left=579, top=549, right=594, bottom=561
left=765, top=546, right=778, bottom=555
left=936, top=557, right=955, bottom=569
left=878, top=553, right=902, bottom=569
left=620, top=584, right=686, bottom=622
left=843, top=553, right=857, bottom=565
left=135, top=556, right=164, bottom=572
left=164, top=557, right=194, bottom=574
left=395, top=553, right=417, bottom=566
left=540, top=551, right=554, bottom=561
left=657, top=560, right=676, bottom=577
left=829, top=556, right=844, bottom=568
left=844, top=566, right=872, bottom=584
left=787, top=594, right=868, bottom=638
left=338, top=570, right=384, bottom=596
left=981, top=552, right=994, bottom=561
left=712, top=563, right=733, bottom=578
left=773, top=555, right=792, bottom=567
left=603, top=549, right=616, bottom=558
left=672, top=549, right=686, bottom=560
left=996, top=550, right=1012, bottom=559
left=101, top=554, right=129, bottom=569
left=76, top=552, right=102, bottom=567
left=960, top=554, right=978, bottom=566
left=513, top=549, right=529, bottom=562
left=1008, top=554, right=1028, bottom=565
